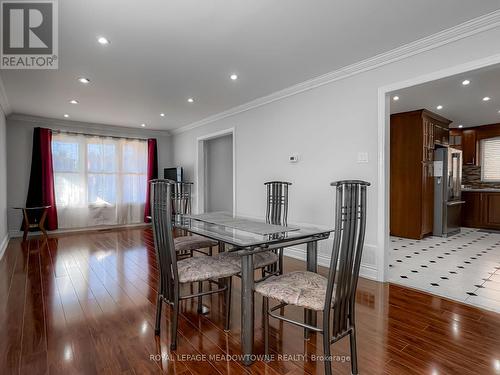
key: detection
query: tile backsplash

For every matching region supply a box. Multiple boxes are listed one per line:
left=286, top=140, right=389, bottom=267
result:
left=462, top=165, right=500, bottom=189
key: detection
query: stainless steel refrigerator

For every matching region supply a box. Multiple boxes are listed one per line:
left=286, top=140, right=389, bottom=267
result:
left=433, top=147, right=465, bottom=237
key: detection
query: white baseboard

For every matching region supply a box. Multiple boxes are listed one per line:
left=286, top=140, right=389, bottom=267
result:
left=284, top=245, right=378, bottom=281
left=8, top=222, right=150, bottom=239
left=0, top=233, right=9, bottom=261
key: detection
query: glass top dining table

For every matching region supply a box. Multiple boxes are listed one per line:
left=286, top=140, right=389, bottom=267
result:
left=173, top=211, right=332, bottom=249
left=173, top=211, right=333, bottom=365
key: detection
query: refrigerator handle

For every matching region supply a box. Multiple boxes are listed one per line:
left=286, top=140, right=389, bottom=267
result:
left=446, top=200, right=466, bottom=206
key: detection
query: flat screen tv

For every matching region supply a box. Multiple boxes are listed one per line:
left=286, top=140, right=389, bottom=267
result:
left=164, top=167, right=183, bottom=182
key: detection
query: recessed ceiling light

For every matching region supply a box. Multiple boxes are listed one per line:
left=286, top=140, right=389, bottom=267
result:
left=462, top=80, right=470, bottom=86
left=77, top=77, right=90, bottom=84
left=483, top=96, right=491, bottom=102
left=392, top=95, right=399, bottom=101
left=69, top=99, right=78, bottom=104
left=230, top=74, right=238, bottom=80
left=160, top=113, right=165, bottom=117
left=458, top=125, right=463, bottom=128
left=436, top=105, right=443, bottom=110
left=141, top=123, right=146, bottom=127
left=97, top=36, right=110, bottom=45
left=63, top=114, right=69, bottom=118
left=187, top=98, right=194, bottom=103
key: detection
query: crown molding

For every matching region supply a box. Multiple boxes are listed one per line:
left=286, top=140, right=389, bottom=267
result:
left=7, top=113, right=171, bottom=137
left=0, top=74, right=12, bottom=116
left=172, top=9, right=500, bottom=135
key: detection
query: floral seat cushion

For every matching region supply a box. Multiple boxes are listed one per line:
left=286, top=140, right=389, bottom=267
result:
left=174, top=235, right=218, bottom=252
left=255, top=271, right=333, bottom=311
left=220, top=250, right=279, bottom=269
left=177, top=254, right=240, bottom=283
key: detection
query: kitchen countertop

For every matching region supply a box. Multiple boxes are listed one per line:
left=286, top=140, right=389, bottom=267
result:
left=462, top=188, right=500, bottom=192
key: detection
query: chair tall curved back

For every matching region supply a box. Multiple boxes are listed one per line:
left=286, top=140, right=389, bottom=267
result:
left=150, top=179, right=237, bottom=349
left=171, top=181, right=193, bottom=215
left=263, top=181, right=292, bottom=276
left=150, top=179, right=177, bottom=307
left=324, top=180, right=370, bottom=372
left=264, top=181, right=292, bottom=226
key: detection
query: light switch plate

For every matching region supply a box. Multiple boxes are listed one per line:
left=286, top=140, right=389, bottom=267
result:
left=357, top=152, right=369, bottom=163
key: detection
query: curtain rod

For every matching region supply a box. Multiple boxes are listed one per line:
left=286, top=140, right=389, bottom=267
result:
left=51, top=129, right=150, bottom=142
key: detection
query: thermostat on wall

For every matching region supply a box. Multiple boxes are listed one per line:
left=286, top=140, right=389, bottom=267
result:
left=289, top=154, right=299, bottom=163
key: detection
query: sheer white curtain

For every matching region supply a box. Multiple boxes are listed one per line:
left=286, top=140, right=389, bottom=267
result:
left=52, top=132, right=148, bottom=229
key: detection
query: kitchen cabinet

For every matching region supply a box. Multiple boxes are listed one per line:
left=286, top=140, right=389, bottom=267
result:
left=462, top=129, right=477, bottom=165
left=449, top=124, right=500, bottom=164
left=449, top=129, right=462, bottom=149
left=434, top=124, right=450, bottom=146
left=390, top=109, right=452, bottom=239
left=462, top=191, right=483, bottom=227
left=485, top=193, right=500, bottom=227
left=462, top=191, right=500, bottom=230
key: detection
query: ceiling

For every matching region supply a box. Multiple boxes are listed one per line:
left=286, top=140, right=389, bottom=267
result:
left=1, top=0, right=500, bottom=131
left=391, top=63, right=500, bottom=128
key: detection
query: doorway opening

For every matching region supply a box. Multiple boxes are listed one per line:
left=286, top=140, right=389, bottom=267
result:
left=196, top=128, right=236, bottom=215
left=379, top=58, right=500, bottom=312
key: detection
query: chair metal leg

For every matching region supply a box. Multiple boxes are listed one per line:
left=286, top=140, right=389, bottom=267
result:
left=170, top=288, right=180, bottom=350
left=165, top=277, right=171, bottom=304
left=241, top=253, right=255, bottom=365
left=263, top=296, right=270, bottom=361
left=305, top=241, right=318, bottom=337
left=155, top=294, right=163, bottom=335
left=349, top=328, right=358, bottom=374
left=197, top=281, right=203, bottom=313
left=224, top=277, right=232, bottom=332
left=304, top=309, right=312, bottom=339
left=323, top=321, right=332, bottom=375
left=278, top=248, right=284, bottom=275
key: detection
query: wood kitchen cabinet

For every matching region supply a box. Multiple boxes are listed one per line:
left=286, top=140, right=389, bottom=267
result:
left=449, top=129, right=462, bottom=149
left=462, top=129, right=477, bottom=165
left=462, top=191, right=500, bottom=230
left=390, top=109, right=452, bottom=239
left=485, top=193, right=500, bottom=228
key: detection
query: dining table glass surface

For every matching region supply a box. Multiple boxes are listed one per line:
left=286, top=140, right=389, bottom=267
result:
left=173, top=211, right=333, bottom=248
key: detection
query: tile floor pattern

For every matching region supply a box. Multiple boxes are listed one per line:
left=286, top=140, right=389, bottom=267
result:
left=388, top=228, right=500, bottom=313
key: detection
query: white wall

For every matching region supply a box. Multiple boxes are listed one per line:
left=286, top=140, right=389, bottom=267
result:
left=205, top=134, right=233, bottom=212
left=172, top=26, right=500, bottom=281
left=0, top=107, right=7, bottom=257
left=6, top=115, right=172, bottom=235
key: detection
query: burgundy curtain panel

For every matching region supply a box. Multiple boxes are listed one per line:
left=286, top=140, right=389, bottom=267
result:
left=144, top=138, right=158, bottom=222
left=25, top=127, right=58, bottom=230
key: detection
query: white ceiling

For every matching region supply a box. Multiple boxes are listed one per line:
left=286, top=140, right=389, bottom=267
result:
left=391, top=63, right=500, bottom=128
left=1, top=0, right=500, bottom=131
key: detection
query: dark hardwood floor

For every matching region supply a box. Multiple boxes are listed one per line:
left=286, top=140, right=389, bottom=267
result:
left=1, top=228, right=500, bottom=374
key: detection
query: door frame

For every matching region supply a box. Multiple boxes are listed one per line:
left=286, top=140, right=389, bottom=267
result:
left=195, top=127, right=236, bottom=215
left=377, top=52, right=500, bottom=282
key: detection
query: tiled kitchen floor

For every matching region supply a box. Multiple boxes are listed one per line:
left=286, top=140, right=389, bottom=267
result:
left=388, top=227, right=500, bottom=313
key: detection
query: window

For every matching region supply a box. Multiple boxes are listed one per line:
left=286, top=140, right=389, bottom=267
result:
left=481, top=137, right=500, bottom=182
left=52, top=133, right=148, bottom=228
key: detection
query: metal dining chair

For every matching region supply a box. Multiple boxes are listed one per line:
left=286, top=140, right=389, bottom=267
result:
left=222, top=181, right=291, bottom=277
left=255, top=180, right=370, bottom=375
left=171, top=181, right=218, bottom=258
left=166, top=180, right=220, bottom=312
left=150, top=179, right=240, bottom=349
left=263, top=181, right=291, bottom=276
